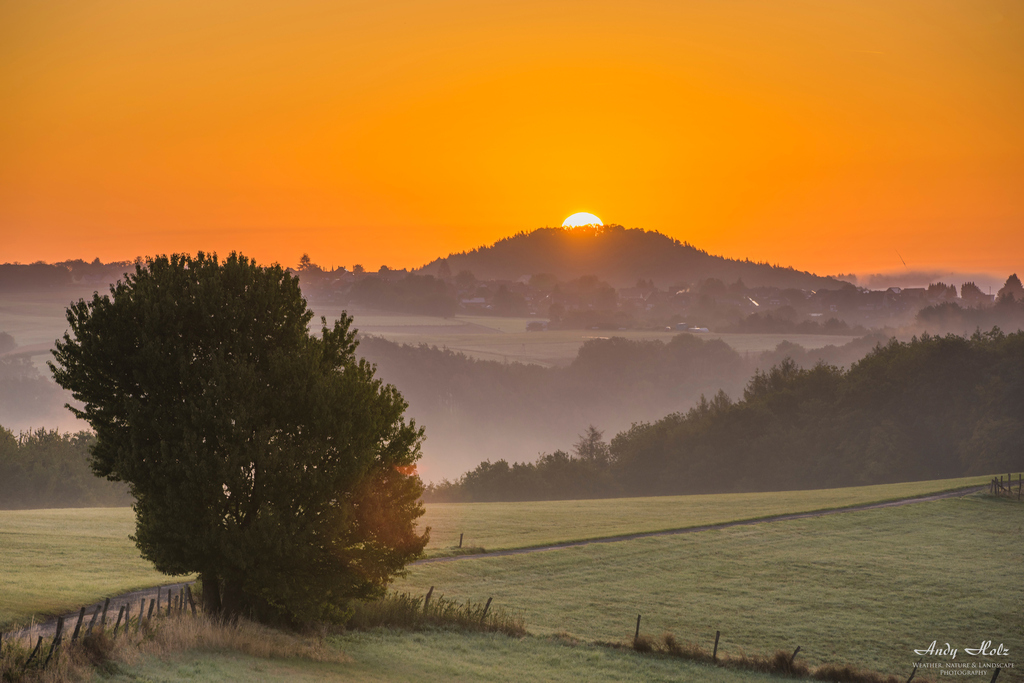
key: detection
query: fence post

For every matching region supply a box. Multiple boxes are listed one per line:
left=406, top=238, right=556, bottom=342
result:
left=990, top=667, right=1001, bottom=682
left=423, top=586, right=434, bottom=614
left=480, top=597, right=492, bottom=624
left=113, top=605, right=125, bottom=636
left=713, top=630, right=721, bottom=662
left=100, top=597, right=110, bottom=632
left=146, top=598, right=155, bottom=623
left=907, top=656, right=922, bottom=682
left=43, top=616, right=64, bottom=668
left=634, top=614, right=641, bottom=641
left=156, top=588, right=161, bottom=615
left=23, top=636, right=42, bottom=668
left=186, top=585, right=197, bottom=616
left=71, top=607, right=86, bottom=643
left=459, top=533, right=463, bottom=548
left=85, top=604, right=101, bottom=636
left=789, top=646, right=801, bottom=666
left=137, top=599, right=145, bottom=633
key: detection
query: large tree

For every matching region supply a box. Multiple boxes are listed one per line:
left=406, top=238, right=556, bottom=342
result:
left=50, top=253, right=428, bottom=623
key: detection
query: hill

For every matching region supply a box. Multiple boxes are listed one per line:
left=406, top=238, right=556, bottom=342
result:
left=419, top=225, right=846, bottom=289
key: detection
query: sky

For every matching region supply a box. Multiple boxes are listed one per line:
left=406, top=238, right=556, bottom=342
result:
left=2, top=0, right=1022, bottom=279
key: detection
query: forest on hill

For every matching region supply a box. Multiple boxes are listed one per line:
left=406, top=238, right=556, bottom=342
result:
left=424, top=329, right=1024, bottom=501
left=359, top=332, right=887, bottom=477
left=419, top=225, right=844, bottom=290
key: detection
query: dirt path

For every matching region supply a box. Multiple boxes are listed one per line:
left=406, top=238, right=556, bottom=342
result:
left=414, top=485, right=987, bottom=565
left=4, top=485, right=985, bottom=642
left=4, top=582, right=193, bottom=644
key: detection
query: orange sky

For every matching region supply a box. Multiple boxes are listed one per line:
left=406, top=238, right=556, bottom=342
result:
left=1, top=0, right=1022, bottom=278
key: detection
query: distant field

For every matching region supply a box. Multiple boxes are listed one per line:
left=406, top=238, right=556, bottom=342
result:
left=420, top=476, right=990, bottom=552
left=0, top=508, right=192, bottom=631
left=340, top=310, right=859, bottom=366
left=1, top=297, right=858, bottom=370
left=0, top=476, right=987, bottom=630
left=98, top=630, right=783, bottom=683
left=398, top=495, right=1024, bottom=678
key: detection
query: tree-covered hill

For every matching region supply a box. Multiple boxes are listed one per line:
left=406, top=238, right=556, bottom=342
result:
left=419, top=225, right=846, bottom=289
left=426, top=329, right=1023, bottom=501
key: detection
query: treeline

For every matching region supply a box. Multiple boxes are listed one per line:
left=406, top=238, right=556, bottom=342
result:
left=423, top=329, right=1024, bottom=501
left=0, top=427, right=131, bottom=509
left=719, top=312, right=867, bottom=336
left=359, top=332, right=888, bottom=480
left=347, top=273, right=456, bottom=316
left=0, top=258, right=133, bottom=291
left=915, top=295, right=1024, bottom=335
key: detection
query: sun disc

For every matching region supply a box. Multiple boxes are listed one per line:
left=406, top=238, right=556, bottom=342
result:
left=562, top=212, right=603, bottom=228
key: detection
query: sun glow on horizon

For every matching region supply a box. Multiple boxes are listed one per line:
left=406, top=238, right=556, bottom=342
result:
left=562, top=212, right=604, bottom=228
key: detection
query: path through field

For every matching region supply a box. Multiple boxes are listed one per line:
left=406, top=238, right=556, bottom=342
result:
left=414, top=485, right=987, bottom=564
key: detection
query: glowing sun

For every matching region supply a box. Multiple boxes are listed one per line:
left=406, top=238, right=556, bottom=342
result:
left=562, top=212, right=603, bottom=228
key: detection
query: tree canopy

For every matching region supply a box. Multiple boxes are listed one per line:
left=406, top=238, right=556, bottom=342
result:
left=50, top=253, right=427, bottom=623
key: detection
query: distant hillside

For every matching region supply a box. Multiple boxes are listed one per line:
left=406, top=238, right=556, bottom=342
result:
left=419, top=225, right=845, bottom=289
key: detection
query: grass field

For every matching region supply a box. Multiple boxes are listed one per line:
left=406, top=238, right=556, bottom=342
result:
left=0, top=476, right=990, bottom=632
left=397, top=494, right=1024, bottom=678
left=97, top=630, right=785, bottom=683
left=419, top=476, right=991, bottom=552
left=0, top=508, right=192, bottom=631
left=338, top=310, right=859, bottom=367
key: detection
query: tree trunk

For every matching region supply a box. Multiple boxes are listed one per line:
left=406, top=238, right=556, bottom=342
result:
left=220, top=578, right=246, bottom=619
left=201, top=573, right=222, bottom=615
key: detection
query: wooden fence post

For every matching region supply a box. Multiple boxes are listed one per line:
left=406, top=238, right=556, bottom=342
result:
left=459, top=533, right=463, bottom=548
left=480, top=597, right=492, bottom=624
left=43, top=616, right=64, bottom=668
left=23, top=636, right=42, bottom=668
left=146, top=598, right=155, bottom=622
left=85, top=604, right=101, bottom=636
left=906, top=657, right=922, bottom=682
left=99, top=598, right=110, bottom=632
left=789, top=646, right=801, bottom=666
left=113, top=605, right=125, bottom=636
left=156, top=588, right=161, bottom=615
left=71, top=607, right=86, bottom=643
left=137, top=599, right=145, bottom=633
left=634, top=614, right=641, bottom=641
left=186, top=585, right=197, bottom=616
left=990, top=667, right=1000, bottom=682
left=713, top=630, right=721, bottom=662
left=423, top=586, right=434, bottom=614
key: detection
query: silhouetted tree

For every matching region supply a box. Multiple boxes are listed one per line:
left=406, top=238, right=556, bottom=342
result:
left=51, top=253, right=427, bottom=623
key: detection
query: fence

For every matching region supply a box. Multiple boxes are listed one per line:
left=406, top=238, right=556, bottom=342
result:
left=0, top=585, right=197, bottom=674
left=990, top=473, right=1022, bottom=500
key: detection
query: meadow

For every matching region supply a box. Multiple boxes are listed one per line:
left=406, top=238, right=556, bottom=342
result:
left=97, top=630, right=786, bottom=683
left=418, top=476, right=989, bottom=551
left=38, top=490, right=1023, bottom=683
left=0, top=508, right=191, bottom=631
left=0, top=476, right=989, bottom=632
left=398, top=494, right=1023, bottom=678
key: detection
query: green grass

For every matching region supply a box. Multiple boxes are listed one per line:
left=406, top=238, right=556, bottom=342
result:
left=0, top=508, right=193, bottom=630
left=97, top=630, right=785, bottom=683
left=419, top=476, right=991, bottom=553
left=396, top=494, right=1024, bottom=679
left=0, top=476, right=988, bottom=630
